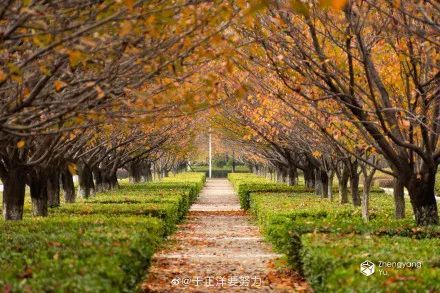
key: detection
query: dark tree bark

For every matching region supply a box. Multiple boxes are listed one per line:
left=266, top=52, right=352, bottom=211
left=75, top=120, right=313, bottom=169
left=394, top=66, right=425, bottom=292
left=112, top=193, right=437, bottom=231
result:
left=327, top=170, right=334, bottom=200
left=277, top=167, right=287, bottom=183
left=303, top=167, right=315, bottom=189
left=336, top=162, right=350, bottom=204
left=407, top=168, right=439, bottom=225
left=128, top=162, right=142, bottom=183
left=320, top=170, right=329, bottom=198
left=360, top=165, right=376, bottom=222
left=47, top=169, right=60, bottom=208
left=314, top=168, right=323, bottom=196
left=350, top=173, right=361, bottom=206
left=29, top=169, right=48, bottom=217
left=61, top=167, right=76, bottom=203
left=98, top=167, right=119, bottom=191
left=110, top=171, right=119, bottom=189
left=93, top=168, right=104, bottom=192
left=287, top=165, right=297, bottom=186
left=349, top=161, right=361, bottom=206
left=143, top=162, right=153, bottom=182
left=2, top=167, right=26, bottom=220
left=393, top=177, right=405, bottom=219
left=79, top=163, right=94, bottom=198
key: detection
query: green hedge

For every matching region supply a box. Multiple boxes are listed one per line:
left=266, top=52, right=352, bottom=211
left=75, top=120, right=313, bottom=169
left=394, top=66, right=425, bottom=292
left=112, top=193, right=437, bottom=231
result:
left=0, top=172, right=205, bottom=292
left=0, top=216, right=163, bottom=292
left=231, top=173, right=440, bottom=292
left=301, top=234, right=440, bottom=292
left=250, top=193, right=439, bottom=270
left=54, top=202, right=180, bottom=235
left=228, top=173, right=311, bottom=209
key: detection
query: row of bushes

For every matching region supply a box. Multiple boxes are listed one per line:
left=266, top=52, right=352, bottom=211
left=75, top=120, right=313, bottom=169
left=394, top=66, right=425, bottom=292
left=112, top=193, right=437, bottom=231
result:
left=228, top=173, right=311, bottom=209
left=229, top=173, right=440, bottom=292
left=0, top=172, right=206, bottom=292
left=191, top=166, right=250, bottom=178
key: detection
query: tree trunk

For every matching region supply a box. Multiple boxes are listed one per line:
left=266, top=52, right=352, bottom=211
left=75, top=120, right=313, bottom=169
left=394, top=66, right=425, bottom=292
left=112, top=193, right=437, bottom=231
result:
left=304, top=168, right=315, bottom=189
left=29, top=170, right=48, bottom=217
left=47, top=169, right=60, bottom=208
left=361, top=183, right=370, bottom=222
left=93, top=168, right=104, bottom=192
left=314, top=169, right=323, bottom=196
left=79, top=163, right=94, bottom=198
left=327, top=170, right=334, bottom=200
left=102, top=170, right=111, bottom=191
left=277, top=168, right=287, bottom=183
left=287, top=166, right=297, bottom=186
left=361, top=169, right=375, bottom=222
left=393, top=177, right=405, bottom=219
left=128, top=162, right=142, bottom=183
left=61, top=167, right=76, bottom=203
left=321, top=170, right=329, bottom=198
left=2, top=168, right=26, bottom=220
left=339, top=178, right=349, bottom=203
left=337, top=164, right=350, bottom=204
left=144, top=163, right=153, bottom=182
left=407, top=170, right=439, bottom=226
left=350, top=165, right=361, bottom=206
left=109, top=171, right=119, bottom=189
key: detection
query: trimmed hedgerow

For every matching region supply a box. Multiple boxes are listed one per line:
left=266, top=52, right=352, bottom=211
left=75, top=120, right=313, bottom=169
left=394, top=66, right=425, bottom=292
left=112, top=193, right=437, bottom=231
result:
left=250, top=193, right=439, bottom=271
left=231, top=173, right=440, bottom=292
left=0, top=172, right=205, bottom=292
left=301, top=234, right=440, bottom=293
left=228, top=173, right=311, bottom=209
left=0, top=216, right=163, bottom=292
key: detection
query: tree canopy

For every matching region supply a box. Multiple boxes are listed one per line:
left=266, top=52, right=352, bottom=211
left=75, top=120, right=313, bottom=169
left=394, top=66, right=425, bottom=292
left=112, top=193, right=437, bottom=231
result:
left=0, top=0, right=439, bottom=226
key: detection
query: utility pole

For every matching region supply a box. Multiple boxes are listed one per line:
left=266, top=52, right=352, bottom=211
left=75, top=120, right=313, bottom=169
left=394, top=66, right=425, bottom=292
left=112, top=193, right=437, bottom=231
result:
left=209, top=128, right=212, bottom=178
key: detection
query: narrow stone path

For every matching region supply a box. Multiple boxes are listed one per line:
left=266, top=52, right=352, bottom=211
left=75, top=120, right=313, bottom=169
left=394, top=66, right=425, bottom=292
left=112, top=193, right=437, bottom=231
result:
left=142, top=179, right=309, bottom=292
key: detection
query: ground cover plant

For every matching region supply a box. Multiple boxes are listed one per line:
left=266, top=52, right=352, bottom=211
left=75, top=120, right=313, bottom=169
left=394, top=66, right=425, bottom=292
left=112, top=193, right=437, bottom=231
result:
left=0, top=173, right=205, bottom=292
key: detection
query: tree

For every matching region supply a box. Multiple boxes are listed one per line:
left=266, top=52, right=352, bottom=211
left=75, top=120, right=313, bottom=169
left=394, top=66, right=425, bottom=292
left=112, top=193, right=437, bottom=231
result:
left=221, top=0, right=439, bottom=225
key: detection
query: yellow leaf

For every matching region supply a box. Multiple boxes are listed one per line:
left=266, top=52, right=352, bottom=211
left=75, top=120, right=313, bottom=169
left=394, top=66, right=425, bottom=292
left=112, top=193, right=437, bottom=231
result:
left=0, top=69, right=6, bottom=82
left=124, top=0, right=134, bottom=11
left=226, top=60, right=234, bottom=73
left=54, top=80, right=67, bottom=92
left=17, top=140, right=26, bottom=149
left=146, top=15, right=156, bottom=25
left=119, top=21, right=132, bottom=36
left=312, top=150, right=322, bottom=158
left=401, top=119, right=410, bottom=129
left=319, top=0, right=347, bottom=9
left=67, top=163, right=77, bottom=175
left=333, top=0, right=347, bottom=9
left=68, top=50, right=82, bottom=67
left=22, top=87, right=30, bottom=97
left=95, top=85, right=105, bottom=99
